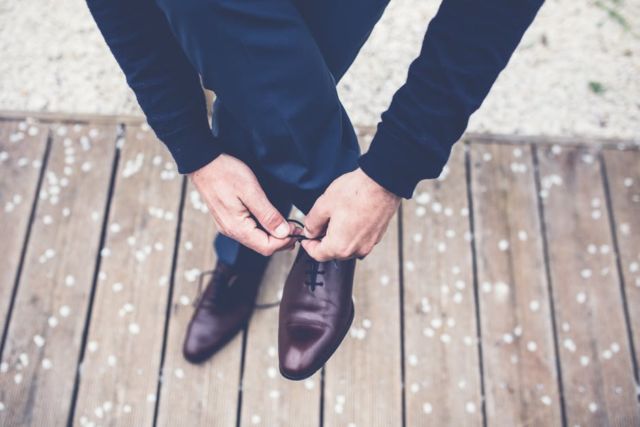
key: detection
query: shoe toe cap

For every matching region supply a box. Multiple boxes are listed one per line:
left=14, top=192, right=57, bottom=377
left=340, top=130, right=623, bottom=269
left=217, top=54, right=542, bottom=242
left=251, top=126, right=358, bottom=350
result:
left=183, top=333, right=216, bottom=364
left=279, top=323, right=332, bottom=380
left=183, top=323, right=232, bottom=363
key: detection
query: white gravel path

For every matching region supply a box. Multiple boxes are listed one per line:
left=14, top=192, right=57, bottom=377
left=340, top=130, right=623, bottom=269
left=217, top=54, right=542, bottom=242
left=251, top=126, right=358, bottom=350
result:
left=1, top=0, right=638, bottom=140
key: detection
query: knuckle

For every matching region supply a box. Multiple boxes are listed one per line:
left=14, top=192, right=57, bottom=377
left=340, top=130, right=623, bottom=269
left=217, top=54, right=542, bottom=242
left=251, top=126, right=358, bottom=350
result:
left=254, top=246, right=270, bottom=256
left=216, top=217, right=233, bottom=236
left=345, top=242, right=361, bottom=258
left=337, top=247, right=352, bottom=260
left=260, top=209, right=281, bottom=229
left=312, top=251, right=328, bottom=262
left=364, top=243, right=375, bottom=255
left=262, top=246, right=276, bottom=256
left=304, top=222, right=317, bottom=233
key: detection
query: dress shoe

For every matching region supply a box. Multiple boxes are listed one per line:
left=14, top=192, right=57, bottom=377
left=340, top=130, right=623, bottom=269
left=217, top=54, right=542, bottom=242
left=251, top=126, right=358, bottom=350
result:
left=278, top=247, right=356, bottom=380
left=183, top=259, right=266, bottom=363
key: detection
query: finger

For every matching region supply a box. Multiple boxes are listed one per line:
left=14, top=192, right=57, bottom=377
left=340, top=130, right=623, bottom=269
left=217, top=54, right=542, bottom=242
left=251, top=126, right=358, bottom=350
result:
left=289, top=226, right=304, bottom=239
left=241, top=186, right=291, bottom=239
left=301, top=238, right=332, bottom=262
left=304, top=196, right=331, bottom=239
left=237, top=215, right=294, bottom=256
left=283, top=227, right=301, bottom=251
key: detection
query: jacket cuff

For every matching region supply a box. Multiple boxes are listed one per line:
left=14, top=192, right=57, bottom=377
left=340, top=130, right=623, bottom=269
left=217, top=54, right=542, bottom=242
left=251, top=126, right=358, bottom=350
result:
left=158, top=121, right=223, bottom=174
left=358, top=125, right=449, bottom=199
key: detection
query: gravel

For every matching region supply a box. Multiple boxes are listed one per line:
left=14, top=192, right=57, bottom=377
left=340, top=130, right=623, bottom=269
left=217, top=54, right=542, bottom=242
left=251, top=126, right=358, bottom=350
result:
left=1, top=0, right=638, bottom=141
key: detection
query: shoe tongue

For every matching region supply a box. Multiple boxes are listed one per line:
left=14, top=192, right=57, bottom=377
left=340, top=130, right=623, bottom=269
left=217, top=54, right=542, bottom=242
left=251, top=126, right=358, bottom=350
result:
left=299, top=247, right=321, bottom=264
left=214, top=260, right=235, bottom=276
left=198, top=266, right=236, bottom=306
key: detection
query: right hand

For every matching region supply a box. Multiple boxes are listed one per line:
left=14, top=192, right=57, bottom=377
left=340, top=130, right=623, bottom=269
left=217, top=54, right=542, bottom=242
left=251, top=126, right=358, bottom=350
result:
left=189, top=154, right=296, bottom=256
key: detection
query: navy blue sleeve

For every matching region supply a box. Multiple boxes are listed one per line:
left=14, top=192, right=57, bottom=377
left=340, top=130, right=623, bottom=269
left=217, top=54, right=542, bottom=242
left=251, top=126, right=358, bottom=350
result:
left=359, top=0, right=544, bottom=198
left=86, top=0, right=221, bottom=173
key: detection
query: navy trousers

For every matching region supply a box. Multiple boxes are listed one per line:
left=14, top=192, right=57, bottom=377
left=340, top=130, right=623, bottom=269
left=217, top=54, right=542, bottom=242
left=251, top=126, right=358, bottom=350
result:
left=156, top=0, right=390, bottom=266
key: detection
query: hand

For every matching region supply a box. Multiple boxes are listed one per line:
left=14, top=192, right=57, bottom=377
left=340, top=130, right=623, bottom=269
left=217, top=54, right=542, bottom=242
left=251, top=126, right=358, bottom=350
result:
left=301, top=168, right=401, bottom=261
left=190, top=154, right=296, bottom=256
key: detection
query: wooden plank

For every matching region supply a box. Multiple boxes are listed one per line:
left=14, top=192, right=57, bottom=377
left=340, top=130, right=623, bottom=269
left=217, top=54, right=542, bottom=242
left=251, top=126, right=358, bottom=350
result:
left=0, top=110, right=145, bottom=126
left=602, top=148, right=640, bottom=382
left=353, top=126, right=639, bottom=152
left=0, top=120, right=48, bottom=340
left=156, top=181, right=242, bottom=427
left=0, top=123, right=117, bottom=425
left=322, top=222, right=402, bottom=425
left=321, top=132, right=402, bottom=426
left=239, top=223, right=320, bottom=427
left=536, top=145, right=640, bottom=425
left=401, top=143, right=483, bottom=425
left=72, top=125, right=183, bottom=426
left=471, top=143, right=562, bottom=425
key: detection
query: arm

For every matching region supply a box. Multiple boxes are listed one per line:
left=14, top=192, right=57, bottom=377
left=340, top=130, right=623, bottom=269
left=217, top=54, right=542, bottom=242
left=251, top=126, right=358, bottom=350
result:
left=86, top=0, right=221, bottom=173
left=86, top=0, right=296, bottom=254
left=303, top=0, right=545, bottom=261
left=359, top=0, right=545, bottom=198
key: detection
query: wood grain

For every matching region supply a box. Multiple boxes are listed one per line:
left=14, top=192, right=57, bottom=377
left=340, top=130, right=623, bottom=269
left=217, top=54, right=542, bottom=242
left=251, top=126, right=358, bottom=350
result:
left=72, top=125, right=182, bottom=426
left=401, top=143, right=483, bottom=425
left=536, top=144, right=640, bottom=425
left=0, top=123, right=117, bottom=426
left=0, top=120, right=49, bottom=340
left=471, top=143, right=562, bottom=425
left=239, top=208, right=321, bottom=427
left=156, top=181, right=243, bottom=427
left=321, top=133, right=402, bottom=427
left=322, top=217, right=402, bottom=426
left=2, top=112, right=640, bottom=426
left=602, top=149, right=640, bottom=384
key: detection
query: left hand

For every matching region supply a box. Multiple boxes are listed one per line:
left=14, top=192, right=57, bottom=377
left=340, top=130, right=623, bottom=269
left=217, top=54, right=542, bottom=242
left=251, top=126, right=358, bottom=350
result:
left=301, top=168, right=401, bottom=261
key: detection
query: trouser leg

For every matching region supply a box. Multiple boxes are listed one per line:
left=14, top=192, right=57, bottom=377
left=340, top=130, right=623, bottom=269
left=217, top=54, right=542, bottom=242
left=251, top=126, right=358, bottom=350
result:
left=156, top=0, right=364, bottom=213
left=211, top=0, right=391, bottom=212
left=209, top=0, right=390, bottom=267
left=155, top=0, right=388, bottom=265
left=213, top=167, right=293, bottom=267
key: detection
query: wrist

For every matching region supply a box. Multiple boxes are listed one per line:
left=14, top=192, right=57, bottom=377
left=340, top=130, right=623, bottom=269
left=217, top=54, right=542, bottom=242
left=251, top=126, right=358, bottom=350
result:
left=189, top=152, right=227, bottom=178
left=356, top=167, right=401, bottom=202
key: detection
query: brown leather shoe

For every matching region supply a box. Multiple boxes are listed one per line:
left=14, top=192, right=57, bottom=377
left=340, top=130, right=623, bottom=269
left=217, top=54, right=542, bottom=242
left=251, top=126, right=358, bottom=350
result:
left=183, top=259, right=266, bottom=363
left=278, top=247, right=356, bottom=380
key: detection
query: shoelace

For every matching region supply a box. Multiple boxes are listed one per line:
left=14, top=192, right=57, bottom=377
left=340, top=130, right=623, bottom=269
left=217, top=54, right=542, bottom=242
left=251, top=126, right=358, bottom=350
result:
left=194, top=218, right=324, bottom=309
left=194, top=267, right=281, bottom=309
left=304, top=257, right=324, bottom=292
left=285, top=218, right=321, bottom=240
left=287, top=219, right=338, bottom=292
left=193, top=268, right=235, bottom=309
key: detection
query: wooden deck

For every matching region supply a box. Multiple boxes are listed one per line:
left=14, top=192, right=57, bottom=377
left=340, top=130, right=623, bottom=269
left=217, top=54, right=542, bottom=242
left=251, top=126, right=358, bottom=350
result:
left=0, top=117, right=639, bottom=426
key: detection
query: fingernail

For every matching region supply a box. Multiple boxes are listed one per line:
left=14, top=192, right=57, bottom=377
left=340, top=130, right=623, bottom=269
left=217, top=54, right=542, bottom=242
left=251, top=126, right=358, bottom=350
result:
left=274, top=222, right=289, bottom=239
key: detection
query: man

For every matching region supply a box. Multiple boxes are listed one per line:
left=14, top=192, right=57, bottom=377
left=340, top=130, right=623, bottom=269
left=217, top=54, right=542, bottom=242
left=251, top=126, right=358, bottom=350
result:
left=86, top=0, right=543, bottom=380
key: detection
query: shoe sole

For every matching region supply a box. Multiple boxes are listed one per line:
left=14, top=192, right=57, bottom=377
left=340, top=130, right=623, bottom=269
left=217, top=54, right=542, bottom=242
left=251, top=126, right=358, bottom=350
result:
left=279, top=300, right=355, bottom=381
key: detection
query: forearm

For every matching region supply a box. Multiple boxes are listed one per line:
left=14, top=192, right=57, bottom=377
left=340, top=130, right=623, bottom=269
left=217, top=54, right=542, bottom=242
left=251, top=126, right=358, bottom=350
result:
left=359, top=0, right=545, bottom=198
left=86, top=0, right=221, bottom=173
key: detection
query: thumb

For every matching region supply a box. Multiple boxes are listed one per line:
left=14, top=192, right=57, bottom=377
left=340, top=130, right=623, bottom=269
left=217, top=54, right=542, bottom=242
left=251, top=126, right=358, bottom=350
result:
left=304, top=196, right=330, bottom=239
left=242, top=187, right=290, bottom=239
